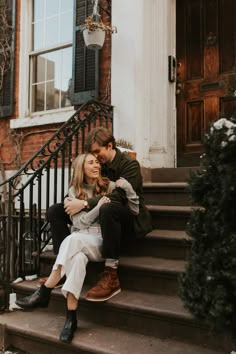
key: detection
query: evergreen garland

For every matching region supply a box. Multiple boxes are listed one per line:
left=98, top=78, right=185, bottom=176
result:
left=179, top=118, right=236, bottom=332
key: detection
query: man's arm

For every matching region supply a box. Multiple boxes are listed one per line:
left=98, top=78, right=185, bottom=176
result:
left=64, top=197, right=86, bottom=216
left=65, top=181, right=116, bottom=215
left=71, top=196, right=111, bottom=229
left=115, top=177, right=139, bottom=215
left=106, top=157, right=142, bottom=205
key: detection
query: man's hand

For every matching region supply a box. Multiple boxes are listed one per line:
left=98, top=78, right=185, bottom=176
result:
left=115, top=177, right=127, bottom=189
left=64, top=197, right=85, bottom=216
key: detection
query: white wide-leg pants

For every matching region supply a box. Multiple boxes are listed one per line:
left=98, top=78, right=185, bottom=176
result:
left=53, top=226, right=103, bottom=300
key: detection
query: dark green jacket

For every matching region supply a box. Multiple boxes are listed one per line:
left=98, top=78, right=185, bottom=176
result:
left=88, top=148, right=152, bottom=238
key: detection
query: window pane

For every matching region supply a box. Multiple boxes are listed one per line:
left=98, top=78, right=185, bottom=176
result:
left=46, top=81, right=59, bottom=110
left=33, top=83, right=45, bottom=112
left=34, top=55, right=46, bottom=83
left=33, top=21, right=44, bottom=50
left=61, top=47, right=72, bottom=88
left=31, top=0, right=73, bottom=113
left=45, top=16, right=59, bottom=47
left=61, top=78, right=72, bottom=108
left=61, top=0, right=73, bottom=13
left=34, top=0, right=44, bottom=21
left=46, top=51, right=59, bottom=81
left=60, top=12, right=73, bottom=42
left=61, top=48, right=72, bottom=107
left=45, top=0, right=59, bottom=17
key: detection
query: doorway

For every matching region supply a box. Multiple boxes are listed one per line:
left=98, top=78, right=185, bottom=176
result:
left=176, top=0, right=236, bottom=166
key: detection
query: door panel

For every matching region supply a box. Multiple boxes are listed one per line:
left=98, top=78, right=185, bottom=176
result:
left=176, top=0, right=236, bottom=166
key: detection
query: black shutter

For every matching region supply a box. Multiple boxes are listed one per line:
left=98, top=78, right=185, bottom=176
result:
left=71, top=0, right=99, bottom=105
left=0, top=0, right=15, bottom=118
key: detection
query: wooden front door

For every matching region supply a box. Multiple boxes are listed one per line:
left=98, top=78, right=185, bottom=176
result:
left=176, top=0, right=236, bottom=166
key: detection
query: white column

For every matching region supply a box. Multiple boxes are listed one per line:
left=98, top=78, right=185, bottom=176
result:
left=111, top=0, right=176, bottom=168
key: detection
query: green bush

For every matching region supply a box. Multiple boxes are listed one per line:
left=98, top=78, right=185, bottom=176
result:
left=180, top=118, right=236, bottom=332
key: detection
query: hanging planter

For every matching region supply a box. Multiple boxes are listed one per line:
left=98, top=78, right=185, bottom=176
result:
left=80, top=0, right=117, bottom=50
left=83, top=27, right=106, bottom=50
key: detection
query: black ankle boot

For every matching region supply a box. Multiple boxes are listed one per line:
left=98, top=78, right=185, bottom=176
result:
left=15, top=284, right=52, bottom=309
left=60, top=310, right=77, bottom=343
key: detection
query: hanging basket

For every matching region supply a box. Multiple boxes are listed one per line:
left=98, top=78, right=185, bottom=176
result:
left=83, top=28, right=106, bottom=50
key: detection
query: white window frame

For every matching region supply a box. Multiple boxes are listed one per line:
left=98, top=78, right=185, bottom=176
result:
left=10, top=0, right=75, bottom=129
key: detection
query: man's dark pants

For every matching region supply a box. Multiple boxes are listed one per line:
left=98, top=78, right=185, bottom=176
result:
left=46, top=203, right=72, bottom=254
left=47, top=202, right=135, bottom=257
left=99, top=203, right=135, bottom=259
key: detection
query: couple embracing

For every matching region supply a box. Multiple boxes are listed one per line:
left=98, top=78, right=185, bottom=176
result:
left=16, top=127, right=152, bottom=343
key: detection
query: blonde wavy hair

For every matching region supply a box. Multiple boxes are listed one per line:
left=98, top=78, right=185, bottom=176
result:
left=70, top=153, right=110, bottom=200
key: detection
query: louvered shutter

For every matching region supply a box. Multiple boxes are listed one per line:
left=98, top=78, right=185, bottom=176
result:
left=71, top=0, right=99, bottom=105
left=0, top=0, right=15, bottom=118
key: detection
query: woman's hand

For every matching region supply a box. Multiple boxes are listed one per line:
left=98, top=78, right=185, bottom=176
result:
left=97, top=196, right=111, bottom=208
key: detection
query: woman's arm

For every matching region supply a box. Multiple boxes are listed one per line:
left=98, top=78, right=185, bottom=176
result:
left=71, top=196, right=111, bottom=229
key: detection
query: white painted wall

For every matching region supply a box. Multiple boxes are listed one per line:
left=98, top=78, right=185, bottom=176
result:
left=112, top=0, right=176, bottom=168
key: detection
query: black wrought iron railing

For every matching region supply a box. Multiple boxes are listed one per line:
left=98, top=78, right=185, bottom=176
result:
left=0, top=100, right=113, bottom=290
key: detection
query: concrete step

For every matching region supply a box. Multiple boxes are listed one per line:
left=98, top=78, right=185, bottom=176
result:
left=10, top=280, right=233, bottom=352
left=38, top=251, right=186, bottom=295
left=148, top=205, right=193, bottom=230
left=151, top=167, right=198, bottom=183
left=130, top=229, right=189, bottom=259
left=0, top=308, right=229, bottom=354
left=39, top=229, right=189, bottom=261
left=143, top=182, right=191, bottom=206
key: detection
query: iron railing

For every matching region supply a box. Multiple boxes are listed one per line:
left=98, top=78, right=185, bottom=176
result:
left=0, top=100, right=113, bottom=291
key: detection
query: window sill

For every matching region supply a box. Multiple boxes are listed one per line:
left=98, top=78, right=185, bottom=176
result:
left=10, top=107, right=76, bottom=129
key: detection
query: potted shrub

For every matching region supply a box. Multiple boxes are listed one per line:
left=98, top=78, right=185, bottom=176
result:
left=116, top=139, right=137, bottom=159
left=81, top=14, right=117, bottom=50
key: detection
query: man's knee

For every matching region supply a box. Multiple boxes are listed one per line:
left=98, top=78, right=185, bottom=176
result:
left=99, top=202, right=114, bottom=218
left=47, top=203, right=65, bottom=221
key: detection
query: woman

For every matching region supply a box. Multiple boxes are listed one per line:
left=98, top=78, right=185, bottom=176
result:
left=16, top=153, right=139, bottom=343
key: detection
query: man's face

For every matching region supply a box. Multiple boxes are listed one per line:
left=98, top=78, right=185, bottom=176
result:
left=90, top=142, right=113, bottom=164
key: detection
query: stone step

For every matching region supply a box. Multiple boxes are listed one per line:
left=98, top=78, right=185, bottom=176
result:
left=10, top=280, right=233, bottom=352
left=148, top=205, right=193, bottom=230
left=151, top=167, right=198, bottom=183
left=39, top=229, right=189, bottom=260
left=38, top=252, right=186, bottom=295
left=143, top=182, right=191, bottom=206
left=0, top=308, right=229, bottom=354
left=131, top=229, right=189, bottom=259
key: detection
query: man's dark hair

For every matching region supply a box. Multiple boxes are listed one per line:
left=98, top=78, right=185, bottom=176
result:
left=85, top=127, right=116, bottom=151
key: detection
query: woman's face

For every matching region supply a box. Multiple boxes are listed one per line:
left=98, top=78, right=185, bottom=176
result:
left=83, top=154, right=101, bottom=183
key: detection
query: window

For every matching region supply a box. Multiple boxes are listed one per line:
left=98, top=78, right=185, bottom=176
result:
left=0, top=0, right=15, bottom=118
left=11, top=0, right=98, bottom=129
left=30, top=0, right=73, bottom=113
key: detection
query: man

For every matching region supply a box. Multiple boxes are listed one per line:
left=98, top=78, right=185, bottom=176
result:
left=47, top=127, right=152, bottom=301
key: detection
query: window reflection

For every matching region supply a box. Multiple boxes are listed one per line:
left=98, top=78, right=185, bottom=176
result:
left=33, top=22, right=44, bottom=51
left=35, top=55, right=46, bottom=83
left=32, top=48, right=72, bottom=112
left=34, top=1, right=44, bottom=21
left=33, top=83, right=45, bottom=112
left=33, top=0, right=73, bottom=50
left=60, top=12, right=73, bottom=43
left=46, top=51, right=59, bottom=81
left=46, top=81, right=59, bottom=110
left=45, top=0, right=59, bottom=18
left=61, top=0, right=73, bottom=13
left=45, top=16, right=59, bottom=48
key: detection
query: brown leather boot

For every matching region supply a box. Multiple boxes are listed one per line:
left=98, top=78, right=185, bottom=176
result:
left=86, top=267, right=121, bottom=302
